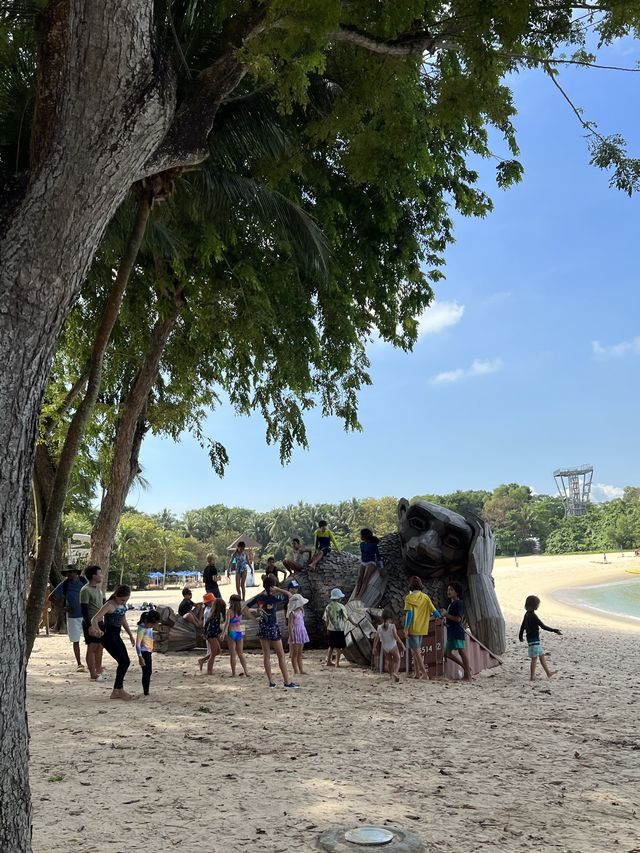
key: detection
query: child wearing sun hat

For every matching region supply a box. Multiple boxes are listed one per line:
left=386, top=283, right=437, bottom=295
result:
left=287, top=592, right=310, bottom=676
left=322, top=588, right=358, bottom=668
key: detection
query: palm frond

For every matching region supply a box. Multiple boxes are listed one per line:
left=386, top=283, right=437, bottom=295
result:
left=210, top=95, right=290, bottom=171
left=192, top=168, right=330, bottom=278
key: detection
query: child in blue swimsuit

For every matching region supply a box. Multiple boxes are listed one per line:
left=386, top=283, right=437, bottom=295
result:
left=222, top=594, right=250, bottom=677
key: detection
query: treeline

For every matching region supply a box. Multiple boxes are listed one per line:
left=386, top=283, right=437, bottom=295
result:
left=65, top=484, right=640, bottom=587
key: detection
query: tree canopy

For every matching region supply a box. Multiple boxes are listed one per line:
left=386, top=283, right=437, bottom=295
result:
left=64, top=484, right=640, bottom=588
left=2, top=3, right=640, bottom=850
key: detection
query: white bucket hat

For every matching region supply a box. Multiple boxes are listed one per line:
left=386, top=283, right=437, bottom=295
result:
left=330, top=587, right=345, bottom=600
left=286, top=593, right=309, bottom=616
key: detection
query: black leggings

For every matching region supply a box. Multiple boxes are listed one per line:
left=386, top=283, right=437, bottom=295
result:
left=141, top=651, right=153, bottom=695
left=101, top=627, right=130, bottom=689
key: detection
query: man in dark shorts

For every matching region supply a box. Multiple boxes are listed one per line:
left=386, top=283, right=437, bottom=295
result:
left=80, top=565, right=105, bottom=681
left=203, top=553, right=221, bottom=598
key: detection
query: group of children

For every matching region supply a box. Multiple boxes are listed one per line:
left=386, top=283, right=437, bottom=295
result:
left=53, top=524, right=562, bottom=699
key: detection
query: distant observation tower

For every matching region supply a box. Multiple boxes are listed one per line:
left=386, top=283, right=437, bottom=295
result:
left=553, top=464, right=593, bottom=517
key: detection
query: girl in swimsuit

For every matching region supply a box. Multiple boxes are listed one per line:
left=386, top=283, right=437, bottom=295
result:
left=222, top=594, right=250, bottom=677
left=199, top=596, right=226, bottom=675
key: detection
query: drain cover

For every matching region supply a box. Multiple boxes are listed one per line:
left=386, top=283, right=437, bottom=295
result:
left=344, top=827, right=394, bottom=845
left=318, top=825, right=425, bottom=852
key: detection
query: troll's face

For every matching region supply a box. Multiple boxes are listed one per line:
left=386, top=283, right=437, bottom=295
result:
left=397, top=500, right=472, bottom=578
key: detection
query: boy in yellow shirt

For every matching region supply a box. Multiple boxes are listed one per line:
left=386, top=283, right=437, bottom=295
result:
left=403, top=576, right=439, bottom=681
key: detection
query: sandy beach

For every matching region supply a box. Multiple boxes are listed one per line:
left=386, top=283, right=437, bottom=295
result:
left=28, top=553, right=640, bottom=853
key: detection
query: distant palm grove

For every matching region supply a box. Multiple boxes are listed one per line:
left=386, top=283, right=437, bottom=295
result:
left=65, top=484, right=640, bottom=588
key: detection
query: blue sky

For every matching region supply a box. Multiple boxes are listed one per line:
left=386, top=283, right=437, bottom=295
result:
left=133, top=41, right=640, bottom=515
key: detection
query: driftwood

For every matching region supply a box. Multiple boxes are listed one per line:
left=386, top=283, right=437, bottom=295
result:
left=152, top=602, right=293, bottom=652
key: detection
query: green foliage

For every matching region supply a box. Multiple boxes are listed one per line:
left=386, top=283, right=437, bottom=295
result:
left=589, top=135, right=640, bottom=197
left=14, top=1, right=640, bottom=570
left=64, top=482, right=640, bottom=581
left=108, top=511, right=208, bottom=588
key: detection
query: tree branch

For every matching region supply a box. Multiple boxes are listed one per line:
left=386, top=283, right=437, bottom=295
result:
left=500, top=53, right=640, bottom=73
left=42, top=368, right=90, bottom=440
left=332, top=24, right=452, bottom=56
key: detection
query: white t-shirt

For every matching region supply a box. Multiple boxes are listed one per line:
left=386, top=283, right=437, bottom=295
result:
left=377, top=623, right=398, bottom=653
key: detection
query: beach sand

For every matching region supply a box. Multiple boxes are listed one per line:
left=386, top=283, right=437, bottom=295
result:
left=29, top=553, right=640, bottom=853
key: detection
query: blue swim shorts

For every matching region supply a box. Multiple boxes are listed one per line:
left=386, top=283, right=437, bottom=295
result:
left=527, top=641, right=544, bottom=658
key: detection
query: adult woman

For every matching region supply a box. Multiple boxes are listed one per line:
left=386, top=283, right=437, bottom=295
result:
left=89, top=584, right=136, bottom=700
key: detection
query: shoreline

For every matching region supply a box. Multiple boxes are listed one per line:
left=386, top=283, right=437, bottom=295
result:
left=493, top=552, right=640, bottom=635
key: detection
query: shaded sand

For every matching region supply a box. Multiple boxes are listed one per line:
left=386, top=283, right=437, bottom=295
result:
left=29, top=554, right=640, bottom=853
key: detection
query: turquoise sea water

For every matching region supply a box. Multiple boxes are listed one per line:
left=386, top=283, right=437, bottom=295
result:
left=555, top=578, right=640, bottom=622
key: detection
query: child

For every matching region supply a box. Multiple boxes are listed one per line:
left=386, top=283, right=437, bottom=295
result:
left=373, top=607, right=404, bottom=683
left=322, top=588, right=358, bottom=668
left=519, top=595, right=562, bottom=680
left=198, top=594, right=226, bottom=675
left=265, top=556, right=287, bottom=583
left=136, top=610, right=161, bottom=696
left=442, top=582, right=472, bottom=682
left=178, top=587, right=201, bottom=626
left=308, top=520, right=339, bottom=570
left=287, top=592, right=310, bottom=676
left=230, top=541, right=249, bottom=599
left=403, top=576, right=439, bottom=681
left=353, top=528, right=382, bottom=601
left=221, top=594, right=250, bottom=677
left=247, top=575, right=299, bottom=688
left=80, top=564, right=106, bottom=681
left=89, top=585, right=136, bottom=700
left=282, top=538, right=312, bottom=576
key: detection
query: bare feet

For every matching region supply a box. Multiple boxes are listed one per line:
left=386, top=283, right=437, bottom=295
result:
left=325, top=660, right=335, bottom=667
left=547, top=671, right=557, bottom=678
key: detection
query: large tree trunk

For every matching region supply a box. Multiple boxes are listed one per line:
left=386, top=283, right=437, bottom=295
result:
left=0, top=3, right=173, bottom=849
left=32, top=443, right=66, bottom=583
left=24, top=192, right=153, bottom=658
left=90, top=305, right=181, bottom=574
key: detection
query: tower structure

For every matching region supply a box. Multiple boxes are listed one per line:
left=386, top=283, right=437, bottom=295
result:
left=553, top=465, right=593, bottom=517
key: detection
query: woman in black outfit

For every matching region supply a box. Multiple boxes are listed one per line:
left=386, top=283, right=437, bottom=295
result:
left=89, top=584, right=136, bottom=700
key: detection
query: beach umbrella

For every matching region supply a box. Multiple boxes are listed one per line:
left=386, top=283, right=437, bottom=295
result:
left=148, top=571, right=163, bottom=579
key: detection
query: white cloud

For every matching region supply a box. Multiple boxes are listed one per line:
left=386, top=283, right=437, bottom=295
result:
left=592, top=483, right=624, bottom=502
left=416, top=301, right=465, bottom=337
left=431, top=357, right=503, bottom=385
left=592, top=337, right=640, bottom=359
